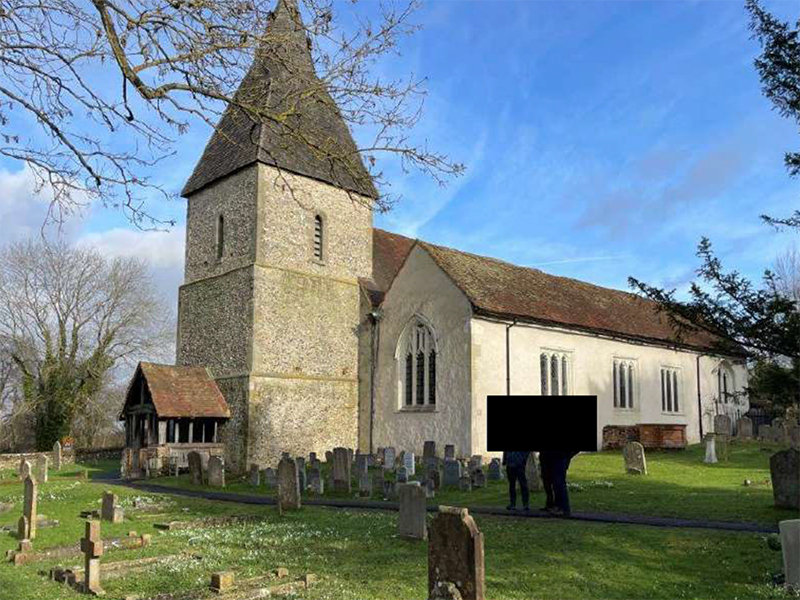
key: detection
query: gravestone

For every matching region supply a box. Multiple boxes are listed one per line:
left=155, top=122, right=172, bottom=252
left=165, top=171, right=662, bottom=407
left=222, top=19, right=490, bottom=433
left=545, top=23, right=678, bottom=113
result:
left=325, top=450, right=334, bottom=464
left=423, top=441, right=436, bottom=459
left=19, top=459, right=32, bottom=481
left=443, top=460, right=462, bottom=487
left=623, top=441, right=647, bottom=475
left=207, top=456, right=225, bottom=487
left=53, top=441, right=62, bottom=471
left=249, top=464, right=260, bottom=486
left=444, top=445, right=455, bottom=460
left=487, top=459, right=503, bottom=481
left=278, top=457, right=301, bottom=511
left=789, top=424, right=800, bottom=450
left=398, top=483, right=427, bottom=540
left=298, top=464, right=307, bottom=492
left=403, top=451, right=416, bottom=476
left=424, top=456, right=440, bottom=474
left=17, top=515, right=29, bottom=542
left=354, top=454, right=368, bottom=478
left=397, top=466, right=408, bottom=484
left=383, top=479, right=396, bottom=499
left=347, top=448, right=354, bottom=465
left=428, top=507, right=485, bottom=600
left=525, top=452, right=543, bottom=492
left=704, top=434, right=718, bottom=464
left=372, top=472, right=383, bottom=497
left=760, top=424, right=773, bottom=441
left=332, top=447, right=351, bottom=493
left=779, top=519, right=800, bottom=589
left=428, top=465, right=443, bottom=490
left=459, top=475, right=472, bottom=492
left=714, top=414, right=732, bottom=437
left=35, top=454, right=48, bottom=484
left=736, top=417, right=753, bottom=439
left=308, top=468, right=324, bottom=494
left=384, top=447, right=396, bottom=470
left=23, top=476, right=37, bottom=540
left=187, top=451, right=203, bottom=485
left=358, top=471, right=372, bottom=497
left=296, top=457, right=306, bottom=473
left=471, top=469, right=486, bottom=489
left=101, top=491, right=123, bottom=524
left=774, top=423, right=789, bottom=446
left=81, top=520, right=104, bottom=596
left=425, top=478, right=436, bottom=498
left=262, top=468, right=277, bottom=488
left=770, top=449, right=799, bottom=510
left=210, top=572, right=234, bottom=594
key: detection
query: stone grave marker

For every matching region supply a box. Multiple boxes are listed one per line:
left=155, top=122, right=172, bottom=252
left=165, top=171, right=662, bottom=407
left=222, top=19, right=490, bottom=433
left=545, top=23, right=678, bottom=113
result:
left=425, top=478, right=436, bottom=498
left=779, top=519, right=799, bottom=589
left=81, top=520, right=104, bottom=595
left=383, top=479, right=396, bottom=499
left=308, top=468, right=324, bottom=494
left=101, top=491, right=123, bottom=524
left=347, top=448, right=354, bottom=465
left=53, top=441, right=62, bottom=471
left=471, top=469, right=486, bottom=489
left=208, top=456, right=225, bottom=487
left=623, top=441, right=647, bottom=475
left=459, top=475, right=472, bottom=492
left=424, top=441, right=436, bottom=460
left=714, top=414, right=732, bottom=437
left=444, top=445, right=456, bottom=460
left=789, top=424, right=800, bottom=450
left=403, top=451, right=416, bottom=476
left=298, top=464, right=307, bottom=492
left=35, top=454, right=48, bottom=484
left=770, top=449, right=799, bottom=510
left=398, top=483, right=427, bottom=540
left=249, top=464, right=260, bottom=486
left=278, top=457, right=301, bottom=511
left=736, top=417, right=753, bottom=439
left=187, top=451, right=203, bottom=485
left=358, top=471, right=372, bottom=497
left=325, top=450, right=334, bottom=464
left=210, top=571, right=234, bottom=594
left=382, top=447, right=396, bottom=469
left=760, top=424, right=773, bottom=441
left=354, top=453, right=368, bottom=478
left=704, top=434, right=718, bottom=464
left=23, top=476, right=37, bottom=540
left=774, top=424, right=789, bottom=446
left=396, top=466, right=408, bottom=483
left=428, top=506, right=485, bottom=600
left=262, top=468, right=277, bottom=488
left=332, top=447, right=351, bottom=493
left=17, top=515, right=29, bottom=542
left=525, top=452, right=543, bottom=492
left=428, top=465, right=443, bottom=490
left=443, top=460, right=462, bottom=487
left=309, top=451, right=317, bottom=463
left=487, top=458, right=503, bottom=481
left=19, top=459, right=32, bottom=482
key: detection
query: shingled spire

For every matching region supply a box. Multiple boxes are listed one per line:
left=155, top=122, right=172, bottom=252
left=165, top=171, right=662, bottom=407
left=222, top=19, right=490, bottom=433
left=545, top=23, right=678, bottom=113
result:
left=181, top=0, right=377, bottom=198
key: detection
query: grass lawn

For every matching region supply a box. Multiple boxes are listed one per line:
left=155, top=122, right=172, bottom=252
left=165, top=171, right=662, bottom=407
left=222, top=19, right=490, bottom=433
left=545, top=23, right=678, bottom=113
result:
left=0, top=460, right=794, bottom=600
left=152, top=440, right=793, bottom=526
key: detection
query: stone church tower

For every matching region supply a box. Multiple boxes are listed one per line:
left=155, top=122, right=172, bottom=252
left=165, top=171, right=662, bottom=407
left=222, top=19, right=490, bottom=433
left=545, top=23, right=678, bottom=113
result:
left=176, top=0, right=376, bottom=471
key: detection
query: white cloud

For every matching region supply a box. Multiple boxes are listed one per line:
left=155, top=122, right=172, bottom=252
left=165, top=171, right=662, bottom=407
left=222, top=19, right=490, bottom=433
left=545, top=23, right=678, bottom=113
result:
left=77, top=226, right=185, bottom=270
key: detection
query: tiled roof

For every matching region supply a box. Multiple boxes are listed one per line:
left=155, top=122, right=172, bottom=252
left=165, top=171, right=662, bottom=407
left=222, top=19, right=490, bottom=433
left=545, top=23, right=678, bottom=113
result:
left=124, top=362, right=231, bottom=419
left=182, top=0, right=376, bottom=199
left=369, top=228, right=734, bottom=354
left=361, top=228, right=416, bottom=306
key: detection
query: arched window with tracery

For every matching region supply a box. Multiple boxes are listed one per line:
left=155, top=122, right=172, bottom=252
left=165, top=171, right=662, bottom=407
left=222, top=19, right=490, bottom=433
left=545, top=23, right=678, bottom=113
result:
left=398, top=317, right=438, bottom=409
left=540, top=350, right=572, bottom=395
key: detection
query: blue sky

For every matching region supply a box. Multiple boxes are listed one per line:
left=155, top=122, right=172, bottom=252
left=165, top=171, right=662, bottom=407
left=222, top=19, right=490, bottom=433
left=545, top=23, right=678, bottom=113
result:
left=1, top=0, right=797, bottom=308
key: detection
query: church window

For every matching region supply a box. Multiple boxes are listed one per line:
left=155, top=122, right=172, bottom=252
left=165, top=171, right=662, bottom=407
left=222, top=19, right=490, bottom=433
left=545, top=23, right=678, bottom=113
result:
left=619, top=363, right=627, bottom=408
left=661, top=367, right=680, bottom=413
left=540, top=350, right=571, bottom=395
left=216, top=214, right=225, bottom=260
left=398, top=318, right=437, bottom=409
left=313, top=214, right=324, bottom=261
left=613, top=358, right=637, bottom=409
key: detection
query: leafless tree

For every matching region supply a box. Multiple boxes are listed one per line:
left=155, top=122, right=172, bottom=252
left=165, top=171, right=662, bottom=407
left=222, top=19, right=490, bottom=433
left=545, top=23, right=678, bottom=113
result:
left=773, top=243, right=800, bottom=305
left=0, top=238, right=173, bottom=449
left=0, top=0, right=462, bottom=228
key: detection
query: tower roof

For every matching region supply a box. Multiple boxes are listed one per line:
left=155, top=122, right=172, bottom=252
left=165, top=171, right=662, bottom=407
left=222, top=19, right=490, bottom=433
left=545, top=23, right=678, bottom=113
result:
left=182, top=0, right=377, bottom=199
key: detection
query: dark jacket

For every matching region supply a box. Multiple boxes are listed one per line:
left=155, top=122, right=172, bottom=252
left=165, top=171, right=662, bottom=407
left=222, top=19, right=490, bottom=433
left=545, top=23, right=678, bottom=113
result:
left=502, top=451, right=530, bottom=470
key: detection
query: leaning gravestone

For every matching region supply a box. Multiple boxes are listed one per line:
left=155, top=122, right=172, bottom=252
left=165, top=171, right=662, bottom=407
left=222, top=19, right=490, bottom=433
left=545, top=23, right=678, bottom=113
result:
left=444, top=445, right=455, bottom=460
left=53, top=441, right=62, bottom=471
left=398, top=483, right=427, bottom=540
left=101, top=491, right=123, bottom=524
left=525, top=452, right=543, bottom=492
left=623, top=441, right=647, bottom=475
left=443, top=460, right=462, bottom=487
left=187, top=451, right=203, bottom=485
left=770, top=449, right=799, bottom=510
left=278, top=457, right=301, bottom=511
left=428, top=506, right=485, bottom=600
left=35, top=454, right=48, bottom=484
left=714, top=415, right=732, bottom=437
left=249, top=464, right=260, bottom=486
left=207, top=456, right=225, bottom=488
left=779, top=519, right=800, bottom=589
left=23, top=476, right=37, bottom=540
left=423, top=441, right=436, bottom=459
left=332, top=447, right=351, bottom=493
left=487, top=459, right=503, bottom=481
left=736, top=417, right=753, bottom=440
left=81, top=520, right=104, bottom=596
left=704, top=434, right=718, bottom=464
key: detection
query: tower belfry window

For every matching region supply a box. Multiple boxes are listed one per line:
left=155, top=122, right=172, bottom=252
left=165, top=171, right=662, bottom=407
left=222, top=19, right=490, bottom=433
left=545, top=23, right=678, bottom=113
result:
left=216, top=214, right=224, bottom=260
left=313, top=215, right=324, bottom=261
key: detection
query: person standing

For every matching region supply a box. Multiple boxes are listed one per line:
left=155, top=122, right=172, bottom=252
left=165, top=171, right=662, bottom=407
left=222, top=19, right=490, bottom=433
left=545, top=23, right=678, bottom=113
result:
left=540, top=450, right=579, bottom=517
left=502, top=451, right=531, bottom=511
left=539, top=451, right=555, bottom=512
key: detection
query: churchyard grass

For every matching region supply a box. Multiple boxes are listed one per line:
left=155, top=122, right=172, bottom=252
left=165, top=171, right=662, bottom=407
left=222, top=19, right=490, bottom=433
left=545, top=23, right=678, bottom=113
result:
left=0, top=460, right=794, bottom=600
left=154, top=441, right=791, bottom=526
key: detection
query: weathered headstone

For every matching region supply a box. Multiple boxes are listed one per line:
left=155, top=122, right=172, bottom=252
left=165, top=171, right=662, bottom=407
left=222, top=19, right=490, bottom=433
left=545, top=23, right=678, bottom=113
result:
left=525, top=452, right=543, bottom=492
left=736, top=417, right=753, bottom=440
left=398, top=483, right=427, bottom=540
left=425, top=478, right=436, bottom=498
left=101, top=491, right=123, bottom=524
left=403, top=451, right=416, bottom=476
left=358, top=471, right=372, bottom=497
left=428, top=507, right=485, bottom=600
left=714, top=414, right=732, bottom=437
left=424, top=441, right=436, bottom=459
left=210, top=571, right=235, bottom=594
left=53, top=441, right=62, bottom=471
left=471, top=469, right=486, bottom=489
left=309, top=451, right=317, bottom=463
left=760, top=424, right=773, bottom=441
left=459, top=475, right=472, bottom=492
left=770, top=449, right=799, bottom=510
left=187, top=451, right=203, bottom=485
left=295, top=456, right=306, bottom=473
left=308, top=468, right=324, bottom=494
left=443, top=460, right=462, bottom=487
left=19, top=459, right=32, bottom=481
left=325, top=450, right=334, bottom=464
left=623, top=441, right=647, bottom=475
left=17, top=515, right=29, bottom=542
left=35, top=454, right=48, bottom=484
left=487, top=458, right=503, bottom=481
left=249, top=464, right=260, bottom=486
left=789, top=424, right=800, bottom=450
left=346, top=448, right=354, bottom=465
left=383, top=447, right=397, bottom=470
left=81, top=520, right=104, bottom=595
left=383, top=479, right=396, bottom=499
left=277, top=457, right=301, bottom=511
left=774, top=423, right=789, bottom=446
left=262, top=468, right=277, bottom=488
left=396, top=466, right=408, bottom=484
left=428, top=465, right=443, bottom=490
left=332, top=447, right=351, bottom=493
left=444, top=445, right=455, bottom=460
left=704, top=434, right=718, bottom=464
left=779, top=519, right=800, bottom=589
left=207, top=456, right=225, bottom=487
left=23, top=476, right=36, bottom=540
left=354, top=453, right=368, bottom=478
left=298, top=464, right=307, bottom=492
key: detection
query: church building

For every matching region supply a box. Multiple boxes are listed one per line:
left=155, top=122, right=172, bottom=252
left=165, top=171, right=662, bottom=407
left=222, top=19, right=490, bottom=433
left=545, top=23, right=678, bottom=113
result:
left=170, top=0, right=748, bottom=471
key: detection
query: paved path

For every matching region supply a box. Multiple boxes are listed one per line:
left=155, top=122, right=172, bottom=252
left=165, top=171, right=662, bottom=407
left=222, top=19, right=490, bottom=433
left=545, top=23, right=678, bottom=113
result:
left=120, top=480, right=779, bottom=534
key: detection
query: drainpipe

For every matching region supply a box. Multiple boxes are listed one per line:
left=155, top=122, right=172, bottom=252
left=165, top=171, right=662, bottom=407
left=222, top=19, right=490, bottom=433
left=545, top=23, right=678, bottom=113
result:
left=696, top=354, right=704, bottom=439
left=506, top=318, right=518, bottom=395
left=368, top=308, right=383, bottom=454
